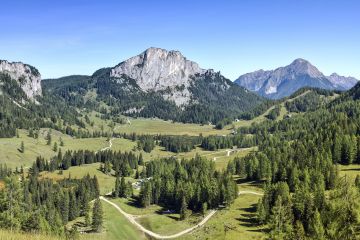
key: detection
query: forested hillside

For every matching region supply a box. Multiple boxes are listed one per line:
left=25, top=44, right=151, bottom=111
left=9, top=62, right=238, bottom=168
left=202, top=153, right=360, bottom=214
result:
left=43, top=71, right=263, bottom=125
left=225, top=82, right=360, bottom=239
left=0, top=73, right=83, bottom=138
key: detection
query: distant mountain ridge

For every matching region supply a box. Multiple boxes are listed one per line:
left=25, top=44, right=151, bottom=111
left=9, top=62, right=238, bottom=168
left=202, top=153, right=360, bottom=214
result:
left=235, top=59, right=358, bottom=99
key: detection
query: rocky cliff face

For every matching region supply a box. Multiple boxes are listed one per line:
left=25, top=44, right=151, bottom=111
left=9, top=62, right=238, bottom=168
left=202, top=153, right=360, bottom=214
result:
left=235, top=59, right=357, bottom=99
left=110, top=47, right=206, bottom=105
left=327, top=73, right=358, bottom=90
left=0, top=60, right=42, bottom=99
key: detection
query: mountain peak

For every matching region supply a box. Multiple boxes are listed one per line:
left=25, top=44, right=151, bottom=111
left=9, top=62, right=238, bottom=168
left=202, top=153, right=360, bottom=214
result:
left=143, top=47, right=182, bottom=57
left=287, top=58, right=323, bottom=78
left=0, top=60, right=42, bottom=99
left=110, top=48, right=206, bottom=105
left=235, top=58, right=337, bottom=99
left=291, top=58, right=309, bottom=64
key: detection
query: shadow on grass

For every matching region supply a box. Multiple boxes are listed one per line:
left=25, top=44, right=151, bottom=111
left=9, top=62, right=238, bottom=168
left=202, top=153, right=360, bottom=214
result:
left=234, top=178, right=265, bottom=187
left=341, top=168, right=360, bottom=171
left=235, top=203, right=268, bottom=231
left=238, top=203, right=257, bottom=213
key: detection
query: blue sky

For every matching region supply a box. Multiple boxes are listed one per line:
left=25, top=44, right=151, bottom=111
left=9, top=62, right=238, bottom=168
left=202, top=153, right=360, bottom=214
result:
left=1, top=0, right=359, bottom=79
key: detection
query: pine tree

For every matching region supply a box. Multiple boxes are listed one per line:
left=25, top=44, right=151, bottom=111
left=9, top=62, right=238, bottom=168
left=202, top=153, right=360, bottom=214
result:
left=53, top=142, right=58, bottom=152
left=139, top=181, right=152, bottom=207
left=92, top=198, right=103, bottom=232
left=138, top=153, right=144, bottom=165
left=61, top=190, right=70, bottom=224
left=293, top=220, right=306, bottom=240
left=257, top=199, right=267, bottom=224
left=46, top=130, right=52, bottom=145
left=59, top=137, right=64, bottom=147
left=85, top=202, right=91, bottom=227
left=69, top=190, right=79, bottom=221
left=93, top=176, right=100, bottom=197
left=309, top=209, right=325, bottom=240
left=180, top=196, right=188, bottom=220
left=355, top=175, right=360, bottom=190
left=114, top=176, right=120, bottom=197
left=20, top=141, right=25, bottom=153
left=269, top=196, right=293, bottom=239
left=119, top=176, right=127, bottom=197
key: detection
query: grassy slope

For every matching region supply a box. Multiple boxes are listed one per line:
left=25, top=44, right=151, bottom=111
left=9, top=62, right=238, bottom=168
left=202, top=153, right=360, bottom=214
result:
left=113, top=117, right=231, bottom=136
left=79, top=200, right=147, bottom=240
left=338, top=164, right=360, bottom=181
left=109, top=198, right=203, bottom=236
left=40, top=163, right=117, bottom=195
left=0, top=230, right=60, bottom=240
left=0, top=129, right=136, bottom=169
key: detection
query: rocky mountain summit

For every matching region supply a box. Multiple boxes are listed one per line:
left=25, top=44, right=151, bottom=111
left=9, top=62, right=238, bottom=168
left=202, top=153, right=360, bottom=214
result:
left=235, top=59, right=358, bottom=99
left=0, top=60, right=42, bottom=99
left=110, top=47, right=207, bottom=105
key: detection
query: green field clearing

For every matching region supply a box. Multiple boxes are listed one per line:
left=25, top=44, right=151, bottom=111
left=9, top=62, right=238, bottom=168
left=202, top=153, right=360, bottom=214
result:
left=339, top=164, right=360, bottom=182
left=0, top=230, right=60, bottom=240
left=40, top=163, right=119, bottom=195
left=179, top=182, right=266, bottom=240
left=113, top=117, right=231, bottom=136
left=75, top=199, right=146, bottom=240
left=0, top=129, right=136, bottom=169
left=109, top=198, right=207, bottom=236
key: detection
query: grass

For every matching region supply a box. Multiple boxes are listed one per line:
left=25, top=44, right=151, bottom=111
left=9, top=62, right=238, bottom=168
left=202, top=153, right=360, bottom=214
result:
left=74, top=199, right=146, bottom=240
left=109, top=197, right=204, bottom=236
left=113, top=117, right=231, bottom=136
left=178, top=181, right=266, bottom=240
left=0, top=129, right=136, bottom=169
left=0, top=230, right=60, bottom=240
left=0, top=129, right=100, bottom=168
left=40, top=163, right=117, bottom=195
left=338, top=164, right=360, bottom=182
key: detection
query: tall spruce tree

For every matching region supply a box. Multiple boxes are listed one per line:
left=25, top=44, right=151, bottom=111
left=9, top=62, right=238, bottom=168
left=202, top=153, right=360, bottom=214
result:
left=92, top=198, right=103, bottom=232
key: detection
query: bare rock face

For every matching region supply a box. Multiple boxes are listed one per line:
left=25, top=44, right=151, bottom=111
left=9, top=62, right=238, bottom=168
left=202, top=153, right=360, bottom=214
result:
left=110, top=47, right=206, bottom=105
left=327, top=73, right=358, bottom=90
left=0, top=60, right=42, bottom=99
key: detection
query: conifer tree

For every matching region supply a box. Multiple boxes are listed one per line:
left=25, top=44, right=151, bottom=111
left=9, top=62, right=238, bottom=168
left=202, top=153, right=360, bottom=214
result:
left=59, top=137, right=64, bottom=147
left=92, top=198, right=103, bottom=232
left=46, top=130, right=52, bottom=145
left=114, top=176, right=120, bottom=197
left=53, top=142, right=58, bottom=152
left=20, top=141, right=24, bottom=153
left=119, top=176, right=127, bottom=197
left=309, top=209, right=325, bottom=240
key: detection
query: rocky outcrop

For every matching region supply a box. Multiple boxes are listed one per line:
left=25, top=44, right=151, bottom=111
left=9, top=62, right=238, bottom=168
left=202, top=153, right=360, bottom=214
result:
left=0, top=60, right=42, bottom=99
left=327, top=73, right=358, bottom=90
left=110, top=47, right=206, bottom=105
left=235, top=59, right=357, bottom=99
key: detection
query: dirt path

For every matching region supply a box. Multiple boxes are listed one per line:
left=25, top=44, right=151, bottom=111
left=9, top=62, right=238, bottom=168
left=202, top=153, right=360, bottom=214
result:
left=238, top=190, right=263, bottom=196
left=100, top=196, right=217, bottom=239
left=100, top=190, right=263, bottom=239
left=95, top=138, right=115, bottom=154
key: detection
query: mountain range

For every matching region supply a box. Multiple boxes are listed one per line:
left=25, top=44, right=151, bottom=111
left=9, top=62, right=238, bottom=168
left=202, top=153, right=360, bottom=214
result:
left=1, top=48, right=359, bottom=125
left=235, top=58, right=358, bottom=99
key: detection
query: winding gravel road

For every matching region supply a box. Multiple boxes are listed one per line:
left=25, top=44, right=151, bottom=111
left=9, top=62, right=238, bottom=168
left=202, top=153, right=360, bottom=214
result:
left=100, top=191, right=263, bottom=239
